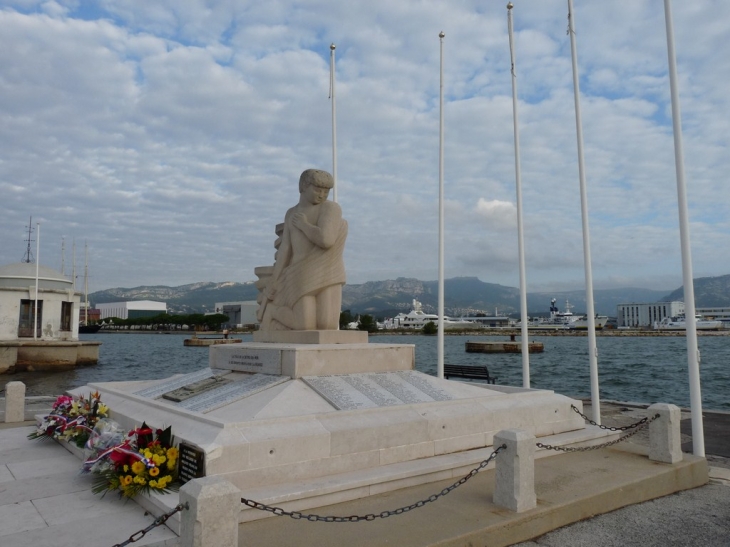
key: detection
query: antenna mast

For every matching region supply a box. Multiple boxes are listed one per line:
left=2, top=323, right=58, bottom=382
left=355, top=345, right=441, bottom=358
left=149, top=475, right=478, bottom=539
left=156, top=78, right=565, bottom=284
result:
left=22, top=216, right=35, bottom=263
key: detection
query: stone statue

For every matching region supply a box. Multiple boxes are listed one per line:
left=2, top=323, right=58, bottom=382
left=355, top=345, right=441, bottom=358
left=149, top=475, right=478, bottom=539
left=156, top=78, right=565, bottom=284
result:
left=257, top=169, right=347, bottom=331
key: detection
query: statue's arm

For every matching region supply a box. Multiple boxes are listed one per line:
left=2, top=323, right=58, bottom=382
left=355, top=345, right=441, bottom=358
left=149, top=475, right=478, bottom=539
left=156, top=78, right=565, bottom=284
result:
left=293, top=202, right=343, bottom=249
left=267, top=211, right=293, bottom=298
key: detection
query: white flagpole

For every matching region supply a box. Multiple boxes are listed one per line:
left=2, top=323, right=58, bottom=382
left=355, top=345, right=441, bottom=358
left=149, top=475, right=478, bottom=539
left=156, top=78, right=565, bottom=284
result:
left=330, top=43, right=338, bottom=203
left=33, top=223, right=40, bottom=340
left=507, top=2, right=530, bottom=388
left=437, top=31, right=445, bottom=379
left=567, top=0, right=600, bottom=424
left=663, top=0, right=704, bottom=457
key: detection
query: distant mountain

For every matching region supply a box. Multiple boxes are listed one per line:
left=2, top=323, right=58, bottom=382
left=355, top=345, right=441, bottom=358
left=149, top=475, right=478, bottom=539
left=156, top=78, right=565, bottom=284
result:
left=341, top=277, right=667, bottom=318
left=88, top=274, right=730, bottom=317
left=663, top=274, right=730, bottom=307
left=90, top=281, right=259, bottom=314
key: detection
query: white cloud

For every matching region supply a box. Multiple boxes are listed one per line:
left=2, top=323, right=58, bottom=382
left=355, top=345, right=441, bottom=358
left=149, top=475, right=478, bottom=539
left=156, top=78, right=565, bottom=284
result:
left=0, top=0, right=728, bottom=294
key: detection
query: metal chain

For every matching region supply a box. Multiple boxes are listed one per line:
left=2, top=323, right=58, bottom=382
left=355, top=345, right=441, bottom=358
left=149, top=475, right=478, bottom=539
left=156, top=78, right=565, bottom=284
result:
left=241, top=444, right=507, bottom=523
left=570, top=404, right=653, bottom=431
left=537, top=414, right=660, bottom=452
left=112, top=502, right=188, bottom=547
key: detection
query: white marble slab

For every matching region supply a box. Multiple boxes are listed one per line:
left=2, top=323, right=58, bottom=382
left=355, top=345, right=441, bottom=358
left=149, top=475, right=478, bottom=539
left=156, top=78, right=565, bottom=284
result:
left=302, top=371, right=455, bottom=410
left=211, top=346, right=283, bottom=375
left=178, top=374, right=290, bottom=413
left=0, top=500, right=47, bottom=538
left=133, top=368, right=226, bottom=398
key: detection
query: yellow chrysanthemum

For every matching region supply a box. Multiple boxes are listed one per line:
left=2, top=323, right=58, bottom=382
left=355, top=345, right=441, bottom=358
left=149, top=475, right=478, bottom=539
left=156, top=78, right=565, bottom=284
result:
left=123, top=465, right=129, bottom=472
left=152, top=454, right=166, bottom=466
left=166, top=447, right=178, bottom=460
left=131, top=461, right=146, bottom=475
left=143, top=449, right=153, bottom=460
left=121, top=475, right=133, bottom=486
left=149, top=480, right=158, bottom=488
left=149, top=466, right=160, bottom=477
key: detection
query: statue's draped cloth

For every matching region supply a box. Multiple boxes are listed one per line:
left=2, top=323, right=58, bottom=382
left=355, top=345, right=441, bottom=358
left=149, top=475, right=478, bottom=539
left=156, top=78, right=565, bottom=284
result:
left=273, top=219, right=348, bottom=310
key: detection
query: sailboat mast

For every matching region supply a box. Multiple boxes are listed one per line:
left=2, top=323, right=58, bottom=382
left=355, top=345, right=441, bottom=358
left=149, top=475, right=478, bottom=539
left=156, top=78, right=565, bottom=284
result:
left=84, top=242, right=89, bottom=326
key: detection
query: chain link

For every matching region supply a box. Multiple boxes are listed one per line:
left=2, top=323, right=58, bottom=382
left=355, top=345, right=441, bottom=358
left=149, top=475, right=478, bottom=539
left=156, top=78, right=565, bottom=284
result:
left=112, top=502, right=188, bottom=547
left=537, top=413, right=660, bottom=452
left=241, top=444, right=506, bottom=522
left=570, top=404, right=653, bottom=431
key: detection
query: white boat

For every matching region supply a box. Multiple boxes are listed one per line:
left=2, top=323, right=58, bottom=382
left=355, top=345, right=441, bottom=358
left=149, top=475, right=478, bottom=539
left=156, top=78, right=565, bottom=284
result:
left=654, top=314, right=723, bottom=331
left=570, top=314, right=609, bottom=330
left=386, top=299, right=480, bottom=330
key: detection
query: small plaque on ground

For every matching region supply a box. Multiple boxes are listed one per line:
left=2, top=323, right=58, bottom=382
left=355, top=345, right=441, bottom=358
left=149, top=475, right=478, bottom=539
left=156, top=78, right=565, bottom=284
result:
left=303, top=371, right=454, bottom=411
left=178, top=373, right=289, bottom=413
left=161, top=375, right=233, bottom=402
left=178, top=442, right=205, bottom=484
left=133, top=368, right=230, bottom=399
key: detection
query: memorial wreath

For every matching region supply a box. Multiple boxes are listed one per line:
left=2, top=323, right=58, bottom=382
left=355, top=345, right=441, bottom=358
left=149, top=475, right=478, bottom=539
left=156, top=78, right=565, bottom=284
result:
left=28, top=391, right=109, bottom=448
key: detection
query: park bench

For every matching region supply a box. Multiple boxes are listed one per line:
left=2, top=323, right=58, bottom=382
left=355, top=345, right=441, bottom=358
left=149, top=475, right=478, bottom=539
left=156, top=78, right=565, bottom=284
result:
left=443, top=364, right=497, bottom=384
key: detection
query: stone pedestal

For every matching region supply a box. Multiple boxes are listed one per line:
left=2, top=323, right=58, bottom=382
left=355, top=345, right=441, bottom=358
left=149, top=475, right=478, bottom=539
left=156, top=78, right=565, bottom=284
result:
left=253, top=330, right=368, bottom=345
left=4, top=381, right=25, bottom=423
left=493, top=429, right=536, bottom=513
left=648, top=403, right=683, bottom=464
left=209, top=342, right=414, bottom=378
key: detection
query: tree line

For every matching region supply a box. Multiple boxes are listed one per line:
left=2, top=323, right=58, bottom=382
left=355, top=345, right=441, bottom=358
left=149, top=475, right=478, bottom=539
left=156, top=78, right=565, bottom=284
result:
left=100, top=313, right=230, bottom=331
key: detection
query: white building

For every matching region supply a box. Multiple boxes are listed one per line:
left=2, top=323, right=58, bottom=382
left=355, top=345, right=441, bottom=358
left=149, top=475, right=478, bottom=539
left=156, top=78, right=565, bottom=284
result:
left=0, top=263, right=80, bottom=340
left=616, top=301, right=684, bottom=328
left=96, top=300, right=167, bottom=320
left=0, top=262, right=99, bottom=373
left=212, top=301, right=259, bottom=328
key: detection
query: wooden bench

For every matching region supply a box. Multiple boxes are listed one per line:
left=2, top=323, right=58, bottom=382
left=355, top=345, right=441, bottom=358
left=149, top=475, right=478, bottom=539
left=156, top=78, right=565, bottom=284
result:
left=443, top=364, right=497, bottom=384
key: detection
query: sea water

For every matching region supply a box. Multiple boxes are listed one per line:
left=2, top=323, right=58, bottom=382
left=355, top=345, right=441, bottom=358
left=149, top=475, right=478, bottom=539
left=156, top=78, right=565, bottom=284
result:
left=2, top=332, right=728, bottom=411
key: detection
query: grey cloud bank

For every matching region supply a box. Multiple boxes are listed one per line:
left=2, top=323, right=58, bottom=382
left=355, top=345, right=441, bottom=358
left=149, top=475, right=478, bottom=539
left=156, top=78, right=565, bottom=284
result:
left=0, top=1, right=728, bottom=294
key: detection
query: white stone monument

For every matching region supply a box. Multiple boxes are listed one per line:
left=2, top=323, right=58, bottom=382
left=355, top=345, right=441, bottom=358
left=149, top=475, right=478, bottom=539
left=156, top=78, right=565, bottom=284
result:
left=68, top=169, right=608, bottom=529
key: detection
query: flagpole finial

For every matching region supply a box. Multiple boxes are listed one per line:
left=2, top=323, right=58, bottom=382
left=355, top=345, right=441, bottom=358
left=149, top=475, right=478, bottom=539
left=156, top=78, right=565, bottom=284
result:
left=439, top=31, right=445, bottom=38
left=507, top=2, right=513, bottom=9
left=330, top=43, right=336, bottom=50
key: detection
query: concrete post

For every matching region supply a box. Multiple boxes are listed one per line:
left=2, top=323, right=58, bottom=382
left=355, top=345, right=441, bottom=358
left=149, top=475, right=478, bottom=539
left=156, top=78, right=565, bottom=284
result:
left=179, top=476, right=240, bottom=547
left=648, top=403, right=683, bottom=464
left=4, top=381, right=26, bottom=423
left=493, top=428, right=536, bottom=512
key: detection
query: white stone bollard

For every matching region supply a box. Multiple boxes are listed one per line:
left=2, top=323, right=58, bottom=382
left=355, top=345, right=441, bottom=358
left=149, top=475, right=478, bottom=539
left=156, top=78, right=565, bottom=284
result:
left=493, top=429, right=536, bottom=513
left=4, top=381, right=26, bottom=423
left=648, top=403, right=683, bottom=464
left=179, top=476, right=240, bottom=547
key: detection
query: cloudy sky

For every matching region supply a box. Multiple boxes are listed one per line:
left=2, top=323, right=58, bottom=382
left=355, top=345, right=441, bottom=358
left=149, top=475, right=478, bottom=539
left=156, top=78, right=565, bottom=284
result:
left=1, top=1, right=728, bottom=294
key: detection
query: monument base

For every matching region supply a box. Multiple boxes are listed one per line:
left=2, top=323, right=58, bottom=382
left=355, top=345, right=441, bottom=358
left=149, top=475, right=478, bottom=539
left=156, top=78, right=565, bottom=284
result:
left=252, top=330, right=368, bottom=345
left=209, top=342, right=414, bottom=378
left=65, top=341, right=609, bottom=532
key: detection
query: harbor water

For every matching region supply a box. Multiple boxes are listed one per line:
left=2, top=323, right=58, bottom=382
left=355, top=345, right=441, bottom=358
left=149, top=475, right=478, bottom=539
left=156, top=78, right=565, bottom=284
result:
left=1, top=332, right=728, bottom=411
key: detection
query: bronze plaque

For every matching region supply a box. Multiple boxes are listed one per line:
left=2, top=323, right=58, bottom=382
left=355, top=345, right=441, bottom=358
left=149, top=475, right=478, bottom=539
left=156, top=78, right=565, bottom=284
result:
left=178, top=442, right=205, bottom=484
left=161, top=375, right=231, bottom=402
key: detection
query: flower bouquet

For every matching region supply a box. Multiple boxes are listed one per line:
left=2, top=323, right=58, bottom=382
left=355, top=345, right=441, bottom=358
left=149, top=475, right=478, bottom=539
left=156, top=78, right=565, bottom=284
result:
left=85, top=421, right=180, bottom=498
left=28, top=392, right=109, bottom=448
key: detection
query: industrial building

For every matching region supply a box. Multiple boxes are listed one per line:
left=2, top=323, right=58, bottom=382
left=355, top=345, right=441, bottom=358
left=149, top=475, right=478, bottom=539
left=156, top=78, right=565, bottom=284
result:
left=96, top=300, right=167, bottom=320
left=616, top=301, right=684, bottom=328
left=212, top=301, right=258, bottom=328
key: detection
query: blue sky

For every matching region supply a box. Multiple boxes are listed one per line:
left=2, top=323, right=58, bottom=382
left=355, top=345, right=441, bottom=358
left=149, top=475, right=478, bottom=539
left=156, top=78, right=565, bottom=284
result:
left=1, top=0, right=728, bottom=294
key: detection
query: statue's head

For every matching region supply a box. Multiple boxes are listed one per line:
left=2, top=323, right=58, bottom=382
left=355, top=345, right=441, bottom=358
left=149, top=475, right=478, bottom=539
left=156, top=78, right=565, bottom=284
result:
left=299, top=169, right=334, bottom=193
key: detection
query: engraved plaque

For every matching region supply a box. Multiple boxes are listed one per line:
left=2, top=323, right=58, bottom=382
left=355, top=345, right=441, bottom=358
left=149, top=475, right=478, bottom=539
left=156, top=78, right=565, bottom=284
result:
left=219, top=348, right=282, bottom=375
left=178, top=374, right=289, bottom=413
left=133, top=368, right=226, bottom=399
left=161, top=376, right=232, bottom=402
left=303, top=371, right=455, bottom=411
left=178, top=442, right=205, bottom=484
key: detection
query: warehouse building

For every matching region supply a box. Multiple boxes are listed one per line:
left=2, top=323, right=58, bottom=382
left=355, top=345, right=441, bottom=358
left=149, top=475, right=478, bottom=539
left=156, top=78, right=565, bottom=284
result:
left=96, top=300, right=167, bottom=320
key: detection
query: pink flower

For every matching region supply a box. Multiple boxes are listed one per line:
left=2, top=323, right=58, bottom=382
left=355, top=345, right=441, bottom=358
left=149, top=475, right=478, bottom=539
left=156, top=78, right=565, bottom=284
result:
left=53, top=395, right=73, bottom=410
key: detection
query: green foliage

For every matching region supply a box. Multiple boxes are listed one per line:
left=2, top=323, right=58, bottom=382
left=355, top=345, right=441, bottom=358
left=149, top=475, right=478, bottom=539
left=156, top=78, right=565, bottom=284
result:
left=340, top=310, right=354, bottom=329
left=358, top=314, right=378, bottom=333
left=422, top=321, right=437, bottom=335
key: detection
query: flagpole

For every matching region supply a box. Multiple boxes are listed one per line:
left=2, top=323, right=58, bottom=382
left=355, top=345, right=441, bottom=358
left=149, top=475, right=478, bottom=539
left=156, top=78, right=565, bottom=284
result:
left=567, top=0, right=600, bottom=424
left=33, top=223, right=40, bottom=340
left=437, top=31, right=445, bottom=380
left=507, top=3, right=530, bottom=388
left=330, top=43, right=338, bottom=203
left=663, top=0, right=704, bottom=457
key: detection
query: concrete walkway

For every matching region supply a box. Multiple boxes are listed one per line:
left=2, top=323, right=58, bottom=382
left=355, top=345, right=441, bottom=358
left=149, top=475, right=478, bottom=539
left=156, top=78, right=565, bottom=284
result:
left=1, top=401, right=728, bottom=547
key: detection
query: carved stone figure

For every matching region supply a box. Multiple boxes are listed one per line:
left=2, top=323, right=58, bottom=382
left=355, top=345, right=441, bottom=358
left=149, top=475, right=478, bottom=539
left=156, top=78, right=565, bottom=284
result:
left=257, top=169, right=347, bottom=331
